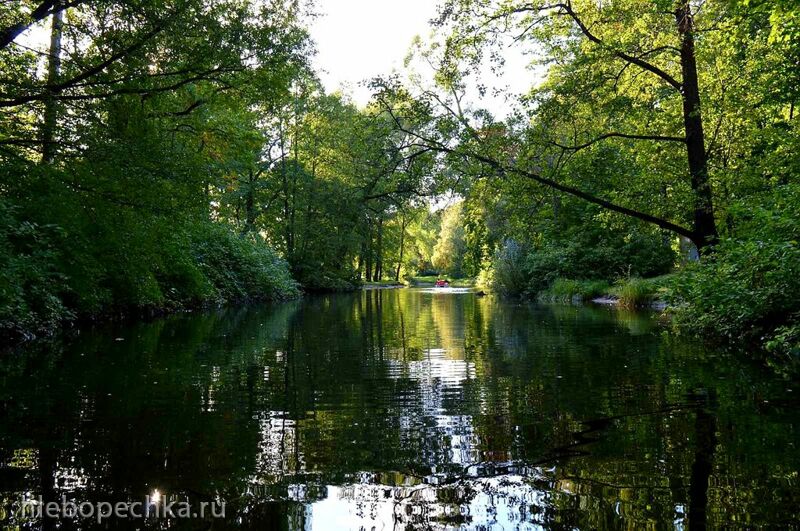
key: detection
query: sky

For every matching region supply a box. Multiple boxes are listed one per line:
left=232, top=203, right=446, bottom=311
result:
left=308, top=0, right=536, bottom=117
left=308, top=0, right=439, bottom=106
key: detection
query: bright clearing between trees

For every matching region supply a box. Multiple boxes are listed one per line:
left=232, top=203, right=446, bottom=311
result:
left=0, top=0, right=799, bottom=529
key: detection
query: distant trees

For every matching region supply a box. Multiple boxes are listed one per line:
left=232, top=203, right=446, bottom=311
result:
left=212, top=87, right=438, bottom=288
left=432, top=202, right=466, bottom=277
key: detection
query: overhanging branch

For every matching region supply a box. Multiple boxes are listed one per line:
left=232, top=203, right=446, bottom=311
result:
left=0, top=6, right=185, bottom=108
left=377, top=96, right=697, bottom=242
left=552, top=132, right=686, bottom=151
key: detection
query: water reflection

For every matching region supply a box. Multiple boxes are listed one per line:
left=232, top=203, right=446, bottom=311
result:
left=0, top=289, right=797, bottom=529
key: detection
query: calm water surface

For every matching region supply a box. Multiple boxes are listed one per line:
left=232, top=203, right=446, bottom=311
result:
left=0, top=288, right=798, bottom=529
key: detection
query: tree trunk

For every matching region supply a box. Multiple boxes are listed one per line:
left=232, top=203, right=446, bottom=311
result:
left=373, top=218, right=383, bottom=282
left=395, top=214, right=406, bottom=282
left=41, top=0, right=63, bottom=164
left=291, top=102, right=299, bottom=258
left=676, top=2, right=718, bottom=249
left=242, top=170, right=256, bottom=236
left=365, top=220, right=373, bottom=281
left=356, top=241, right=365, bottom=280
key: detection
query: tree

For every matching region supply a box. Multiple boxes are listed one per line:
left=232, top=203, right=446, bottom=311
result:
left=0, top=0, right=309, bottom=337
left=374, top=0, right=740, bottom=249
left=432, top=201, right=466, bottom=277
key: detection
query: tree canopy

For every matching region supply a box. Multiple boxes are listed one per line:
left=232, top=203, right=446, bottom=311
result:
left=0, top=0, right=798, bottom=362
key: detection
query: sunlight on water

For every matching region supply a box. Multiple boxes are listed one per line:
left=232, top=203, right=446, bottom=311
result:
left=0, top=288, right=797, bottom=529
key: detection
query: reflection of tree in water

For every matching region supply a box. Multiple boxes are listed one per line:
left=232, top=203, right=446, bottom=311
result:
left=0, top=303, right=301, bottom=528
left=0, top=290, right=797, bottom=529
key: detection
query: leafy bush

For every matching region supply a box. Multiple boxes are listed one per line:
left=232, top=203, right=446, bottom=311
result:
left=0, top=203, right=298, bottom=341
left=522, top=230, right=674, bottom=295
left=765, top=320, right=800, bottom=363
left=294, top=271, right=356, bottom=292
left=485, top=227, right=674, bottom=297
left=669, top=185, right=800, bottom=367
left=0, top=203, right=73, bottom=339
left=670, top=238, right=800, bottom=362
left=191, top=224, right=299, bottom=301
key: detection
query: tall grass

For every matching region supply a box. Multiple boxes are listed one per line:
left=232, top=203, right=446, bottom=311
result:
left=540, top=278, right=611, bottom=302
left=613, top=275, right=673, bottom=308
left=614, top=278, right=657, bottom=308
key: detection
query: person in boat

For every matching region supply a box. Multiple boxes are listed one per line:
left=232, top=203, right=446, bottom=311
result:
left=435, top=278, right=450, bottom=287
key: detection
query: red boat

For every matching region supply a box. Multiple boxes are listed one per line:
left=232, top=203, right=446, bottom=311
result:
left=434, top=279, right=450, bottom=287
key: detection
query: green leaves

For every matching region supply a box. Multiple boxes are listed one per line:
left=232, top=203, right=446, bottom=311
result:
left=669, top=184, right=800, bottom=365
left=0, top=0, right=310, bottom=338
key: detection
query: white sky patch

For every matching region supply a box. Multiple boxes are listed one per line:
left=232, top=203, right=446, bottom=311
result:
left=308, top=0, right=438, bottom=104
left=308, top=0, right=539, bottom=118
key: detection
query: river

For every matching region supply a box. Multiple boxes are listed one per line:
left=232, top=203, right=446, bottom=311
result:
left=0, top=288, right=797, bottom=529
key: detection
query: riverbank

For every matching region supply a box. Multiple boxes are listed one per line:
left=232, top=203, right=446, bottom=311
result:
left=506, top=268, right=797, bottom=374
left=0, top=220, right=300, bottom=344
left=406, top=276, right=476, bottom=288
left=536, top=275, right=673, bottom=309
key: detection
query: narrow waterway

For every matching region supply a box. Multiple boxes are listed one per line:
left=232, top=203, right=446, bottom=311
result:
left=1, top=289, right=797, bottom=529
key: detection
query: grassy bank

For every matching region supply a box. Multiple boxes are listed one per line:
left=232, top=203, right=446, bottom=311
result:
left=534, top=264, right=798, bottom=372
left=537, top=279, right=612, bottom=303
left=537, top=275, right=674, bottom=308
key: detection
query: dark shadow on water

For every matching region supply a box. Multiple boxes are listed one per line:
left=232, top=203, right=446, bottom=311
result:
left=688, top=389, right=717, bottom=531
left=0, top=290, right=796, bottom=529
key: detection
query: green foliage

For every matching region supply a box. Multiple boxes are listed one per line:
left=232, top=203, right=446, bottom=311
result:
left=299, top=273, right=358, bottom=292
left=540, top=278, right=612, bottom=302
left=0, top=203, right=297, bottom=339
left=215, top=92, right=438, bottom=288
left=765, top=320, right=800, bottom=362
left=669, top=185, right=800, bottom=365
left=671, top=238, right=800, bottom=360
left=404, top=209, right=440, bottom=276
left=613, top=278, right=661, bottom=308
left=0, top=0, right=308, bottom=340
left=0, top=202, right=73, bottom=339
left=432, top=202, right=467, bottom=277
left=521, top=230, right=675, bottom=296
left=488, top=240, right=529, bottom=295
left=191, top=225, right=299, bottom=302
